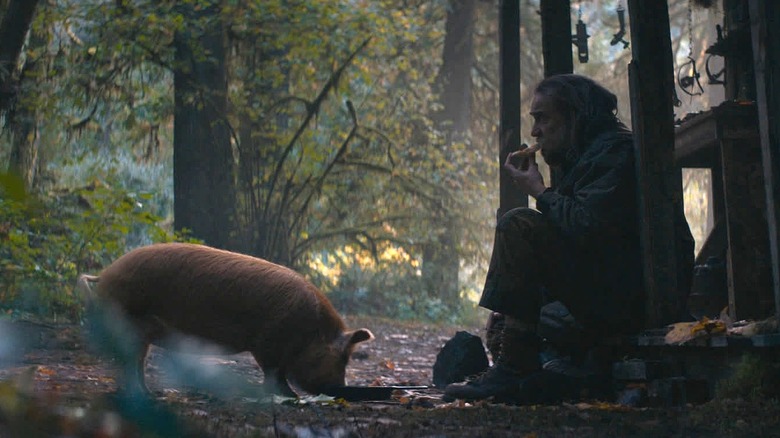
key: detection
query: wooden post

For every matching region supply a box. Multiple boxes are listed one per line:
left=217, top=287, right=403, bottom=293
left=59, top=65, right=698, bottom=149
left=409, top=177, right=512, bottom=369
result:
left=749, top=0, right=780, bottom=318
left=540, top=0, right=572, bottom=187
left=540, top=0, right=573, bottom=77
left=627, top=0, right=686, bottom=327
left=498, top=0, right=526, bottom=218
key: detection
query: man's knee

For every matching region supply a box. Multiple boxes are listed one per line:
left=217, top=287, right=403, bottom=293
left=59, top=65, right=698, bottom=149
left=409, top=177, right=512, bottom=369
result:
left=497, top=207, right=543, bottom=231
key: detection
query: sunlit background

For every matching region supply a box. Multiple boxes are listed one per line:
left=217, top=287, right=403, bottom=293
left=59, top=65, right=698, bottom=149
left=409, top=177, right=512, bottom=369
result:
left=1, top=0, right=722, bottom=326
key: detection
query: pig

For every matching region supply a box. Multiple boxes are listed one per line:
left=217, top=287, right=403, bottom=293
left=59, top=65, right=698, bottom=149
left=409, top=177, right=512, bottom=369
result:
left=77, top=242, right=373, bottom=397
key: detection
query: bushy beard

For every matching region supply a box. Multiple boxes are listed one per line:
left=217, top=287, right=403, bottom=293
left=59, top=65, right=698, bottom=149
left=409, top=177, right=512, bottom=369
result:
left=541, top=147, right=568, bottom=167
left=540, top=123, right=577, bottom=167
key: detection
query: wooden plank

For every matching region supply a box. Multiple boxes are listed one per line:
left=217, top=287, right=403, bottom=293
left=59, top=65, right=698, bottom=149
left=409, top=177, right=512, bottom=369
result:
left=751, top=334, right=780, bottom=347
left=717, top=104, right=774, bottom=320
left=498, top=0, right=526, bottom=217
left=749, top=0, right=780, bottom=319
left=628, top=0, right=686, bottom=328
left=540, top=0, right=572, bottom=187
left=540, top=0, right=573, bottom=77
left=674, top=113, right=720, bottom=167
left=675, top=102, right=772, bottom=320
left=723, top=0, right=755, bottom=101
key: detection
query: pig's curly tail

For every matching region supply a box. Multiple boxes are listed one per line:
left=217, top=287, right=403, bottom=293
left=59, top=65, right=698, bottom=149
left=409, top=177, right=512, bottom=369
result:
left=76, top=274, right=99, bottom=305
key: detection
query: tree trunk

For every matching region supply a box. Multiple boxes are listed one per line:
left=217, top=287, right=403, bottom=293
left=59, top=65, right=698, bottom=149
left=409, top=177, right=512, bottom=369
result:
left=173, top=2, right=235, bottom=248
left=233, top=34, right=291, bottom=260
left=434, top=0, right=475, bottom=141
left=234, top=37, right=260, bottom=255
left=1, top=0, right=41, bottom=187
left=7, top=95, right=39, bottom=188
left=423, top=0, right=477, bottom=306
left=0, top=0, right=39, bottom=116
left=4, top=1, right=42, bottom=189
left=498, top=0, right=525, bottom=216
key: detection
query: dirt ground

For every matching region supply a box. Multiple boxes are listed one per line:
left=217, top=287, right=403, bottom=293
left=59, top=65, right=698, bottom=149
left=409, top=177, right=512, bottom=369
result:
left=0, top=315, right=778, bottom=437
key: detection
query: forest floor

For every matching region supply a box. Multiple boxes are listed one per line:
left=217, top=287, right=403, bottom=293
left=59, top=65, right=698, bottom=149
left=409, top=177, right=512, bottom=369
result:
left=0, top=315, right=779, bottom=437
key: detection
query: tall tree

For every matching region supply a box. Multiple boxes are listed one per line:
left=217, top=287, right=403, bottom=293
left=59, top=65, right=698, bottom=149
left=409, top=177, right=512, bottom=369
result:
left=423, top=0, right=477, bottom=306
left=1, top=0, right=40, bottom=188
left=6, top=18, right=48, bottom=190
left=0, top=0, right=39, bottom=116
left=172, top=1, right=235, bottom=248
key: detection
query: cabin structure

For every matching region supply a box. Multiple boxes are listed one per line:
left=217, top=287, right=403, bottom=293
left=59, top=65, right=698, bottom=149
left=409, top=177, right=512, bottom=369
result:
left=498, top=0, right=780, bottom=404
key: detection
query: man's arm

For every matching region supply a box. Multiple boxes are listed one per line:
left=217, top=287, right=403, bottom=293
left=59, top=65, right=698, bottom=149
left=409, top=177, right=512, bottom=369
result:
left=535, top=140, right=636, bottom=242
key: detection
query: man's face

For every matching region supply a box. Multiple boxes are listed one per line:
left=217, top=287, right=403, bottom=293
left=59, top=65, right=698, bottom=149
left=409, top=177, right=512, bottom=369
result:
left=530, top=92, right=572, bottom=166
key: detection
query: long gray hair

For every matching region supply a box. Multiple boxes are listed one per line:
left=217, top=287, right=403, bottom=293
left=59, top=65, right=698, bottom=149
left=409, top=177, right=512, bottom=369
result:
left=533, top=74, right=625, bottom=151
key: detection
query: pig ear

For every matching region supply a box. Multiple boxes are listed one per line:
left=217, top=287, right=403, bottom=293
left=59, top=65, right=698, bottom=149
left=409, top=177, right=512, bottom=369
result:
left=348, top=328, right=374, bottom=345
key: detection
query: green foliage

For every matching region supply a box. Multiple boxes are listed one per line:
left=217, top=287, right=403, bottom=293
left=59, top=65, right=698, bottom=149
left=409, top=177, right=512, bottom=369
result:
left=0, top=172, right=190, bottom=320
left=307, top=247, right=482, bottom=324
left=225, top=0, right=497, bottom=279
left=2, top=0, right=709, bottom=324
left=716, top=354, right=780, bottom=401
left=1, top=0, right=502, bottom=321
left=326, top=259, right=430, bottom=321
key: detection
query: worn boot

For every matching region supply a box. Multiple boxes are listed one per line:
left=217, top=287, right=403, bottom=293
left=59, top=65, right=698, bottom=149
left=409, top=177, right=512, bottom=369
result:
left=484, top=312, right=505, bottom=363
left=443, top=317, right=540, bottom=402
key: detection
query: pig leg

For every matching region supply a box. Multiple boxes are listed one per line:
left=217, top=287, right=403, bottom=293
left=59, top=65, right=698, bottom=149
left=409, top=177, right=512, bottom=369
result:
left=123, top=342, right=151, bottom=395
left=262, top=367, right=297, bottom=397
left=94, top=304, right=154, bottom=395
left=251, top=353, right=297, bottom=397
left=122, top=316, right=166, bottom=395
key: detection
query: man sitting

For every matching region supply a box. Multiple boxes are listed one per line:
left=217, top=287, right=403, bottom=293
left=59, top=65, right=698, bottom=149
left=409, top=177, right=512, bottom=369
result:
left=444, top=74, right=695, bottom=403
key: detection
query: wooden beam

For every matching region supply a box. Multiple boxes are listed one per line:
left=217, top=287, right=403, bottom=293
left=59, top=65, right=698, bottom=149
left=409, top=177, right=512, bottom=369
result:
left=540, top=0, right=572, bottom=187
left=540, top=0, right=573, bottom=77
left=749, top=0, right=780, bottom=318
left=627, top=0, right=686, bottom=327
left=498, top=0, right=526, bottom=217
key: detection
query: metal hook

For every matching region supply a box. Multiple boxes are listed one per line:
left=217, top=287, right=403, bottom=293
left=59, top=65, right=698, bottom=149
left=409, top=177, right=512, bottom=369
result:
left=677, top=56, right=704, bottom=97
left=610, top=5, right=630, bottom=49
left=572, top=19, right=589, bottom=63
left=705, top=54, right=725, bottom=85
left=672, top=86, right=682, bottom=107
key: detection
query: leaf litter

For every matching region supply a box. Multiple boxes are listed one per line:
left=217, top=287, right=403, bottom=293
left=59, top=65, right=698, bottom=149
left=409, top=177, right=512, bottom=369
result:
left=0, top=316, right=777, bottom=436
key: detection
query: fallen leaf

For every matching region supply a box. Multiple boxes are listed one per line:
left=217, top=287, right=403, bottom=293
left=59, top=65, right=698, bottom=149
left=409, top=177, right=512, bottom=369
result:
left=664, top=322, right=699, bottom=345
left=664, top=317, right=727, bottom=345
left=37, top=367, right=57, bottom=377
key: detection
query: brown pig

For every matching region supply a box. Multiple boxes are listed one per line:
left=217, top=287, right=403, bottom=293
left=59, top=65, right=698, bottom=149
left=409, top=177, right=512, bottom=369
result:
left=78, top=242, right=373, bottom=396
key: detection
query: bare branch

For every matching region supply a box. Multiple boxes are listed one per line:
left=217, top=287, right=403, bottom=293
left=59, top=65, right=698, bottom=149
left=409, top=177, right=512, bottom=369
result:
left=260, top=37, right=372, bottom=223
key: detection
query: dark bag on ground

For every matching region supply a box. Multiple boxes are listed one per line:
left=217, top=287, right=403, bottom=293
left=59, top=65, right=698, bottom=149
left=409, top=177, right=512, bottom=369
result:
left=432, top=331, right=489, bottom=387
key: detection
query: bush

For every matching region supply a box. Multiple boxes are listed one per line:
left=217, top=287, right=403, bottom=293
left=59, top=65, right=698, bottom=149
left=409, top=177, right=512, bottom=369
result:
left=323, top=258, right=482, bottom=325
left=0, top=173, right=189, bottom=321
left=716, top=354, right=780, bottom=401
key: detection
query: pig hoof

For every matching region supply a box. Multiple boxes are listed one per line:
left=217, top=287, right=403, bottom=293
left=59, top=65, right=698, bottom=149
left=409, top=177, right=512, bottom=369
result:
left=266, top=384, right=297, bottom=398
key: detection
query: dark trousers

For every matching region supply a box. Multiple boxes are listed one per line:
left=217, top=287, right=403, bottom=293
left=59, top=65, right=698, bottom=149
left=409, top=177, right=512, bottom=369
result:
left=479, top=208, right=584, bottom=326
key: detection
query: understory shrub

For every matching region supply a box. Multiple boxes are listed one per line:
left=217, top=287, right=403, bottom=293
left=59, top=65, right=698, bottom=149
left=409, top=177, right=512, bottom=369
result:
left=324, top=259, right=482, bottom=325
left=0, top=173, right=190, bottom=321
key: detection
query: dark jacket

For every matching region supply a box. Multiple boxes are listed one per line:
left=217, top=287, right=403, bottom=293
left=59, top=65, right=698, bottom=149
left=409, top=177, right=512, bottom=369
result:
left=535, top=128, right=694, bottom=331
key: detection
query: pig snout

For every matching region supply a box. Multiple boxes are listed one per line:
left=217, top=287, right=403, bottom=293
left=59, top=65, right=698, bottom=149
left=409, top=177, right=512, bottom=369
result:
left=289, top=328, right=374, bottom=394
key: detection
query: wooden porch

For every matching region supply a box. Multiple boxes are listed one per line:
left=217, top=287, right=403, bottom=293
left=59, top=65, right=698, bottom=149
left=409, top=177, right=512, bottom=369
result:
left=497, top=0, right=780, bottom=404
